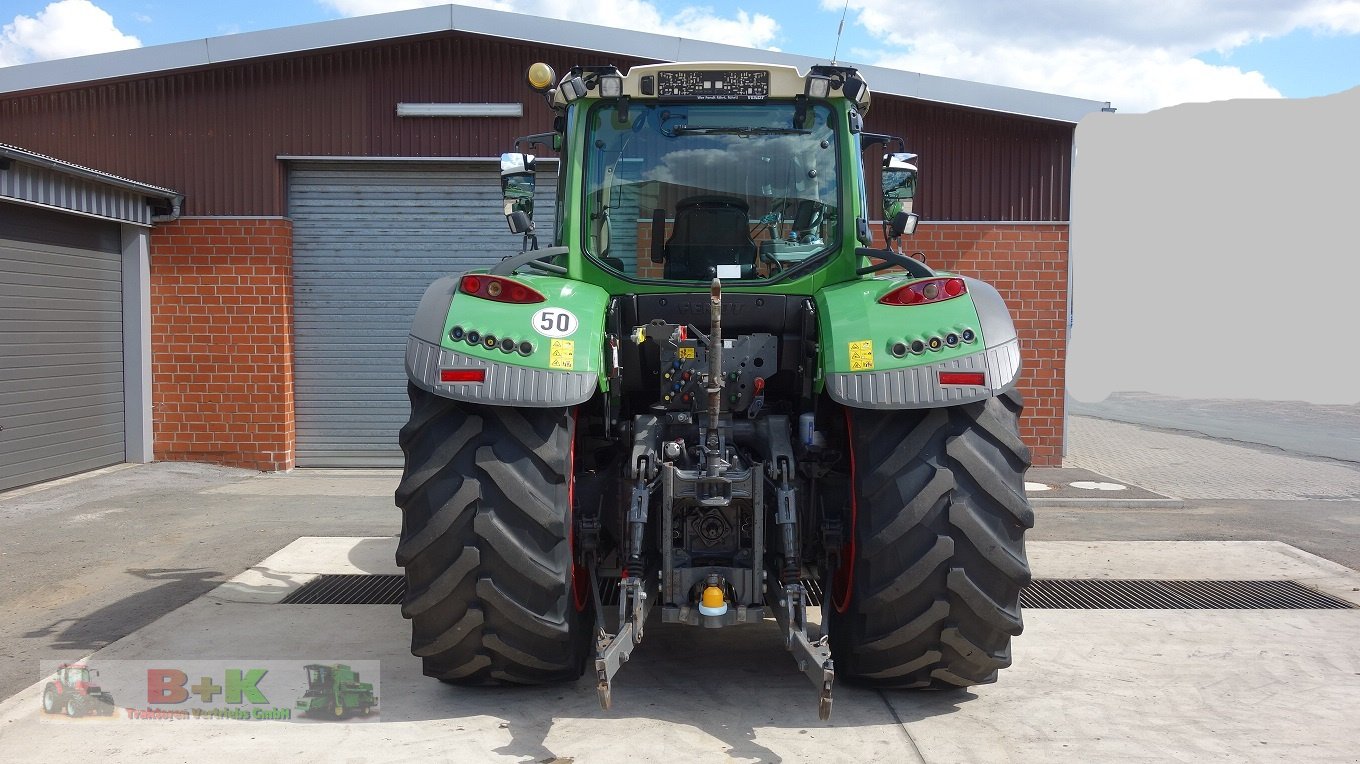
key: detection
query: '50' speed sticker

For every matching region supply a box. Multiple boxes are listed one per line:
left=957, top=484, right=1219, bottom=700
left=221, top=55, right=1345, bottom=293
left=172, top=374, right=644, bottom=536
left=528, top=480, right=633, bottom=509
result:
left=531, top=308, right=578, bottom=338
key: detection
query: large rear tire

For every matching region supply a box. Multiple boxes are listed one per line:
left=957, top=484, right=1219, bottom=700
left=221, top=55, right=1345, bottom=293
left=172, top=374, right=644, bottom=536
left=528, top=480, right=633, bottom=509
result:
left=825, top=389, right=1033, bottom=688
left=395, top=384, right=592, bottom=684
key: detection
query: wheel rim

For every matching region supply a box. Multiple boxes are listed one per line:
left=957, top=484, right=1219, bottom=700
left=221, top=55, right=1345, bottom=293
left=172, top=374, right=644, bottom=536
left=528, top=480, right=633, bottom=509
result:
left=66, top=699, right=78, bottom=716
left=43, top=689, right=55, bottom=712
left=831, top=409, right=858, bottom=614
left=568, top=408, right=589, bottom=613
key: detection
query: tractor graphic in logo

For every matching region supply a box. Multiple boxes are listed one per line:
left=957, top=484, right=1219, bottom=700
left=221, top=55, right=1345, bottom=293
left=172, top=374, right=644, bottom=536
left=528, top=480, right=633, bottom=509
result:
left=42, top=663, right=116, bottom=717
left=295, top=664, right=376, bottom=719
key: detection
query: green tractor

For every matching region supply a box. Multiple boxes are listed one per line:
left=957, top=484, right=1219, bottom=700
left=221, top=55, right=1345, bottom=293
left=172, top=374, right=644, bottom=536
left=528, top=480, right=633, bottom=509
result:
left=296, top=664, right=377, bottom=718
left=395, top=61, right=1032, bottom=719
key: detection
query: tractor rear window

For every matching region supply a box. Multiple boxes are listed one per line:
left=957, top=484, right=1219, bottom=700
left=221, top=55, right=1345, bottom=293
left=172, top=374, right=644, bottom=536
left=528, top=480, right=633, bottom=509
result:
left=582, top=101, right=840, bottom=283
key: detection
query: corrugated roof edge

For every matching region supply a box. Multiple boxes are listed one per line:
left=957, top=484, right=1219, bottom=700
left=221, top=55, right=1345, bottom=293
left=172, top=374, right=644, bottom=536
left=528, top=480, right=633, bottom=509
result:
left=1, top=143, right=184, bottom=204
left=0, top=4, right=1111, bottom=123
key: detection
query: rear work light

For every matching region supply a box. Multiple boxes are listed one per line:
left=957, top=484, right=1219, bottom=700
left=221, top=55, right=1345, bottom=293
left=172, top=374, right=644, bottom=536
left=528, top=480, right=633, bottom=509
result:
left=938, top=371, right=986, bottom=386
left=879, top=277, right=967, bottom=306
left=440, top=368, right=487, bottom=383
left=459, top=274, right=546, bottom=304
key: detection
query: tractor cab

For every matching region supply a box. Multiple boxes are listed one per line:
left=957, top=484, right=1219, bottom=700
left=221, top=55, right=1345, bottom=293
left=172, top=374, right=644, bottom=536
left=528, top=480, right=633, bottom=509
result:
left=57, top=664, right=96, bottom=687
left=301, top=664, right=332, bottom=696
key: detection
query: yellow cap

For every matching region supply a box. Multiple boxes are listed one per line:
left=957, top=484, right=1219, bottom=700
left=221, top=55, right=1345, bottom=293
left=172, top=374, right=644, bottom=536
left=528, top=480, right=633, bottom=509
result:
left=527, top=62, right=556, bottom=92
left=701, top=586, right=725, bottom=609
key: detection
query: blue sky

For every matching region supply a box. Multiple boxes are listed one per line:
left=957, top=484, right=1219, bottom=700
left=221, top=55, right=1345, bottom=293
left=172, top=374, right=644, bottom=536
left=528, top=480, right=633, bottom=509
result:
left=3, top=0, right=1359, bottom=112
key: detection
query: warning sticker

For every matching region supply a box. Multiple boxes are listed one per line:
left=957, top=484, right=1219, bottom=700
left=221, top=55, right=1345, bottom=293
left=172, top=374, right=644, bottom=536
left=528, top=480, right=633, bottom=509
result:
left=678, top=347, right=697, bottom=360
left=549, top=339, right=575, bottom=370
left=848, top=340, right=874, bottom=371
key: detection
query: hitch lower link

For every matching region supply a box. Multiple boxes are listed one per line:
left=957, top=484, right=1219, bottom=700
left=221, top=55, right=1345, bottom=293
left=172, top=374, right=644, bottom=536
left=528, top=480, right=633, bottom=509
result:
left=593, top=574, right=651, bottom=711
left=774, top=582, right=835, bottom=720
left=592, top=574, right=833, bottom=719
left=594, top=470, right=656, bottom=711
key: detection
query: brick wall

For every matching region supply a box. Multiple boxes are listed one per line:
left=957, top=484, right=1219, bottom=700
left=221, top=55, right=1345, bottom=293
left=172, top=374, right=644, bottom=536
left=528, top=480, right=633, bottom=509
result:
left=145, top=218, right=1063, bottom=470
left=149, top=218, right=295, bottom=471
left=889, top=223, right=1068, bottom=467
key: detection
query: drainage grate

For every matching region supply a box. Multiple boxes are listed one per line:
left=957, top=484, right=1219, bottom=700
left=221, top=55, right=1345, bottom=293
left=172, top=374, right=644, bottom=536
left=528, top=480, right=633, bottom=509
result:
left=1021, top=579, right=1354, bottom=610
left=278, top=575, right=1354, bottom=610
left=279, top=574, right=406, bottom=605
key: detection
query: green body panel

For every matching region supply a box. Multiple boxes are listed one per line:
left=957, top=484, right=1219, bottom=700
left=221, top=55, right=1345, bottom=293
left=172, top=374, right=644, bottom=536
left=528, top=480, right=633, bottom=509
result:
left=815, top=275, right=985, bottom=375
left=439, top=275, right=609, bottom=378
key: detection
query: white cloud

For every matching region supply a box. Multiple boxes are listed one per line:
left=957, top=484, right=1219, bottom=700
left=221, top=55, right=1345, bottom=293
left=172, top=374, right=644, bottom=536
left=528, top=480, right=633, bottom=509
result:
left=826, top=0, right=1360, bottom=111
left=319, top=0, right=779, bottom=50
left=0, top=0, right=140, bottom=67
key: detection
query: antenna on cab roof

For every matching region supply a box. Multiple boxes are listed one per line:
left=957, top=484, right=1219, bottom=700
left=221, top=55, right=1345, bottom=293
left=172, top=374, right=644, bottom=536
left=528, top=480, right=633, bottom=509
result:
left=831, top=0, right=851, bottom=65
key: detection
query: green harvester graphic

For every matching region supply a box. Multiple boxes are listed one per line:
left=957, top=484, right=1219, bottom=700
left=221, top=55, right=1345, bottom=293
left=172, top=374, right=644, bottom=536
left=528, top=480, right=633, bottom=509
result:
left=296, top=664, right=376, bottom=719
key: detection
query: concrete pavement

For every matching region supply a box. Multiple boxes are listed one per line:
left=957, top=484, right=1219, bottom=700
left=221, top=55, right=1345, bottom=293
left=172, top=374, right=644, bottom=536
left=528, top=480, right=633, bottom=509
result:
left=1069, top=392, right=1360, bottom=464
left=1, top=536, right=1357, bottom=763
left=1, top=398, right=1359, bottom=761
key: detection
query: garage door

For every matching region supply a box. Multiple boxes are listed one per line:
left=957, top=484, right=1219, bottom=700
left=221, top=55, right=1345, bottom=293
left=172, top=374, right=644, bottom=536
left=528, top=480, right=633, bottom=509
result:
left=289, top=160, right=557, bottom=466
left=0, top=236, right=124, bottom=491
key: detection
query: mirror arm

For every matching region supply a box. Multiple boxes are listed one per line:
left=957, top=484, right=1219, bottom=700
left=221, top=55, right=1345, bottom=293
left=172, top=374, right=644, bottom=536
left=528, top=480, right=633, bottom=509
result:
left=490, top=246, right=570, bottom=276
left=514, top=132, right=558, bottom=151
left=854, top=247, right=935, bottom=278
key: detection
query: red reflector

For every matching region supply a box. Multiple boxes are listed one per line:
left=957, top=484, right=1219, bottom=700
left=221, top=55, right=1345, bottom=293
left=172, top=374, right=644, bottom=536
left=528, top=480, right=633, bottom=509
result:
left=944, top=278, right=966, bottom=297
left=440, top=368, right=486, bottom=383
left=939, top=372, right=986, bottom=386
left=458, top=274, right=545, bottom=304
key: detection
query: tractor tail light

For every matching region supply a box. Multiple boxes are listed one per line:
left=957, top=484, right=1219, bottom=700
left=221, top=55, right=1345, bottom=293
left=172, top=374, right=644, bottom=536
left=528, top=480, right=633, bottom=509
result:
left=440, top=368, right=487, bottom=383
left=880, top=277, right=967, bottom=306
left=459, top=274, right=545, bottom=304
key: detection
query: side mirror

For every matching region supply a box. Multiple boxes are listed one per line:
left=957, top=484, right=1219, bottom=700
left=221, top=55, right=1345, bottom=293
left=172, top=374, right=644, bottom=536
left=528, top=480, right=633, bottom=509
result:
left=882, top=151, right=918, bottom=222
left=501, top=152, right=536, bottom=234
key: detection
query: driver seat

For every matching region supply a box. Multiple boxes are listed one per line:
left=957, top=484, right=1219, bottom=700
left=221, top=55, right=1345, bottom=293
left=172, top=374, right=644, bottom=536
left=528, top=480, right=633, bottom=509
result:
left=662, top=196, right=756, bottom=280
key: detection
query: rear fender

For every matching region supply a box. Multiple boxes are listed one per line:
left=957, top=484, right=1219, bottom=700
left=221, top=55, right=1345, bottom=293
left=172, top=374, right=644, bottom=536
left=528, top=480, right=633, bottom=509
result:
left=406, top=273, right=609, bottom=406
left=816, top=275, right=1022, bottom=409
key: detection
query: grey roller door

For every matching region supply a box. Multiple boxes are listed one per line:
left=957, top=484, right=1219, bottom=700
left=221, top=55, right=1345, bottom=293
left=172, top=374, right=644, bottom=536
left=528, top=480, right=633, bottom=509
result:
left=289, top=160, right=557, bottom=466
left=0, top=238, right=124, bottom=490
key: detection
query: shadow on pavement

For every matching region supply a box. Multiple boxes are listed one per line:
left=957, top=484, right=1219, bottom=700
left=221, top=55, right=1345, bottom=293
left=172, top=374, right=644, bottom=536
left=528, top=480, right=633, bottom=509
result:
left=23, top=568, right=224, bottom=650
left=379, top=616, right=971, bottom=763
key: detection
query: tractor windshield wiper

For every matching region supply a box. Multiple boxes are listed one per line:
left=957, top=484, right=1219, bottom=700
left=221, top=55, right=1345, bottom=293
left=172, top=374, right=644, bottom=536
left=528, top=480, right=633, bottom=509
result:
left=671, top=126, right=811, bottom=136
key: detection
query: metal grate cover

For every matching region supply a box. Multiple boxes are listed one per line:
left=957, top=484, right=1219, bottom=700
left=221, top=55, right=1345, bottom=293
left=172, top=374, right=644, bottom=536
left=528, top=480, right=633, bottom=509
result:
left=1021, top=579, right=1353, bottom=610
left=279, top=575, right=1354, bottom=610
left=279, top=574, right=406, bottom=605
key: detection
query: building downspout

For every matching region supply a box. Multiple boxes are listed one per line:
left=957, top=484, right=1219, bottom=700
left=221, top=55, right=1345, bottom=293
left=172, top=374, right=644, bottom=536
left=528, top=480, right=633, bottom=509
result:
left=150, top=193, right=184, bottom=223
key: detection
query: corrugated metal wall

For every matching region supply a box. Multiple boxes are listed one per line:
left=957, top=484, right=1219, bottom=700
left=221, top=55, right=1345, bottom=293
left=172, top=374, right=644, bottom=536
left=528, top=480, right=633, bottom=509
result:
left=0, top=32, right=1072, bottom=221
left=289, top=159, right=557, bottom=465
left=867, top=99, right=1073, bottom=222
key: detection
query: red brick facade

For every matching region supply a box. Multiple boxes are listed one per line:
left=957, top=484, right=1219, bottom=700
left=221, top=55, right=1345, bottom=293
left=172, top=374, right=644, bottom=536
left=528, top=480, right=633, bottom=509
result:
left=149, top=218, right=295, bottom=471
left=899, top=223, right=1068, bottom=467
left=143, top=218, right=1063, bottom=470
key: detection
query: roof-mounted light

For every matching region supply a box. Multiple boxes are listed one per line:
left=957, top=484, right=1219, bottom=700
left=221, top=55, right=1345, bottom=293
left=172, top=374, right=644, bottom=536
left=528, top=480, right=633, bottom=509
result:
left=805, top=74, right=832, bottom=99
left=598, top=74, right=623, bottom=98
left=559, top=76, right=587, bottom=102
left=527, top=62, right=556, bottom=92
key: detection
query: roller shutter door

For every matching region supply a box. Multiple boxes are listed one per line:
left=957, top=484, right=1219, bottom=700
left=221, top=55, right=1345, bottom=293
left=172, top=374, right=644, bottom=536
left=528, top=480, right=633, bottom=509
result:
left=0, top=237, right=123, bottom=490
left=289, top=160, right=556, bottom=466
